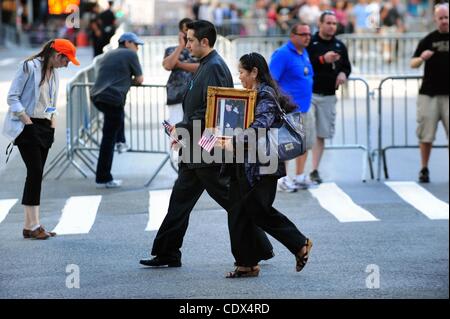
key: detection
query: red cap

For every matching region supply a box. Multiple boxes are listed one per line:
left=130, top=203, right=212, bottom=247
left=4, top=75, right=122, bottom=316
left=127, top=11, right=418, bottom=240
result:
left=51, top=39, right=80, bottom=66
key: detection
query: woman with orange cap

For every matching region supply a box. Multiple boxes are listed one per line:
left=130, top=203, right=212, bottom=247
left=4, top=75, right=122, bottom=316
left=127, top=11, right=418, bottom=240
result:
left=3, top=39, right=79, bottom=239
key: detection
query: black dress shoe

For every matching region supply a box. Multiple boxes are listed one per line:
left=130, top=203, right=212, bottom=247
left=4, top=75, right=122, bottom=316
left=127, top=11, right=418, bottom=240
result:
left=139, top=256, right=181, bottom=267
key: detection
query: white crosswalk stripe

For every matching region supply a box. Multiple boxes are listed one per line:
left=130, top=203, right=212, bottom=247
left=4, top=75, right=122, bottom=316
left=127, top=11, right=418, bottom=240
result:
left=0, top=199, right=18, bottom=224
left=309, top=183, right=379, bottom=222
left=385, top=181, right=449, bottom=220
left=146, top=190, right=171, bottom=231
left=1, top=181, right=448, bottom=233
left=52, top=196, right=102, bottom=235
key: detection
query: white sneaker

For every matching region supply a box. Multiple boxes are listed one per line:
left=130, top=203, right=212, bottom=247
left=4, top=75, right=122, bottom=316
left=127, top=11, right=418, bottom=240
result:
left=277, top=177, right=298, bottom=193
left=116, top=143, right=130, bottom=154
left=96, top=179, right=122, bottom=188
left=293, top=175, right=311, bottom=190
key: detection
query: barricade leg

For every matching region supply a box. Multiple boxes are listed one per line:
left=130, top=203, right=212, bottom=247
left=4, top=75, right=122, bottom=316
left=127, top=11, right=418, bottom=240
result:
left=145, top=154, right=172, bottom=187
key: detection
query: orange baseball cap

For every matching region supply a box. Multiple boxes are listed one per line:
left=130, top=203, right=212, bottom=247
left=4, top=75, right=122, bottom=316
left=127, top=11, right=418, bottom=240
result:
left=51, top=39, right=80, bottom=66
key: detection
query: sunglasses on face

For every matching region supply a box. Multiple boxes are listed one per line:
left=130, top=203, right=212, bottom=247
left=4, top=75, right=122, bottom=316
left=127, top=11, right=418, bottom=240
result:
left=293, top=32, right=312, bottom=37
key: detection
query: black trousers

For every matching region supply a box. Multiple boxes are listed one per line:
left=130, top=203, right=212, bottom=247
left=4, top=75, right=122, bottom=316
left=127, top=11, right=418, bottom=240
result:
left=116, top=123, right=125, bottom=143
left=151, top=164, right=274, bottom=262
left=95, top=102, right=124, bottom=183
left=15, top=120, right=54, bottom=206
left=230, top=166, right=307, bottom=266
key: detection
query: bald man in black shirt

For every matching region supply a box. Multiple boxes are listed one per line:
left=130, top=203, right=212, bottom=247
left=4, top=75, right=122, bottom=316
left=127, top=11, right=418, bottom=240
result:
left=410, top=3, right=449, bottom=183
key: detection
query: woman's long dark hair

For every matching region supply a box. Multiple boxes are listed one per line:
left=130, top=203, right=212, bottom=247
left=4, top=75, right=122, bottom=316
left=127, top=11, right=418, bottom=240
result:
left=239, top=52, right=296, bottom=113
left=23, top=40, right=56, bottom=86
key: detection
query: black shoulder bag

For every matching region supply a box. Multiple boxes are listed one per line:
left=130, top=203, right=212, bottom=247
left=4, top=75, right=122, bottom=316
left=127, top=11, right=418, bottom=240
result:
left=263, top=90, right=306, bottom=161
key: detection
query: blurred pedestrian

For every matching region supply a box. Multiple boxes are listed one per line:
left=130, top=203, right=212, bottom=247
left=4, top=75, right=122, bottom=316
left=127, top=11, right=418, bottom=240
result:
left=351, top=0, right=370, bottom=33
left=410, top=3, right=449, bottom=183
left=298, top=0, right=321, bottom=33
left=380, top=0, right=406, bottom=63
left=139, top=21, right=274, bottom=269
left=88, top=3, right=104, bottom=57
left=269, top=23, right=315, bottom=192
left=90, top=32, right=144, bottom=188
left=3, top=39, right=80, bottom=239
left=192, top=0, right=201, bottom=20
left=276, top=0, right=295, bottom=34
left=99, top=1, right=116, bottom=46
left=216, top=52, right=313, bottom=278
left=334, top=0, right=353, bottom=34
left=307, top=10, right=351, bottom=184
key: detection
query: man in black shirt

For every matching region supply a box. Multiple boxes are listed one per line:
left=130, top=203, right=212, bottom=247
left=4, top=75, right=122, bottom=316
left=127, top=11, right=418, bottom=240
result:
left=307, top=11, right=351, bottom=184
left=99, top=1, right=116, bottom=48
left=90, top=32, right=144, bottom=188
left=140, top=20, right=274, bottom=269
left=410, top=3, right=449, bottom=183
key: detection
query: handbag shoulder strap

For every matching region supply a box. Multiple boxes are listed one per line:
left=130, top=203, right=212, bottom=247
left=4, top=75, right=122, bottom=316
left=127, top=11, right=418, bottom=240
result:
left=260, top=89, right=304, bottom=133
left=260, top=88, right=288, bottom=119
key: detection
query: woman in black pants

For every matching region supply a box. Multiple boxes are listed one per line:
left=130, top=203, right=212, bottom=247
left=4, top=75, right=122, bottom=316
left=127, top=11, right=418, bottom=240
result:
left=4, top=39, right=79, bottom=239
left=217, top=52, right=312, bottom=277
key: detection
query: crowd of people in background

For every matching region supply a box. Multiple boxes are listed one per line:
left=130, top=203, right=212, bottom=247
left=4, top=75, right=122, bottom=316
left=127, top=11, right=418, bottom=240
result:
left=189, top=0, right=432, bottom=37
left=3, top=0, right=440, bottom=51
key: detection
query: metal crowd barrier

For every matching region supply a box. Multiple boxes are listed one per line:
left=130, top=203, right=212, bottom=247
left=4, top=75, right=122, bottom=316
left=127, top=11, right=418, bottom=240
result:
left=0, top=25, right=62, bottom=48
left=126, top=34, right=425, bottom=85
left=42, top=27, right=434, bottom=185
left=376, top=75, right=448, bottom=180
left=130, top=17, right=430, bottom=38
left=45, top=72, right=374, bottom=184
left=340, top=33, right=425, bottom=76
left=231, top=33, right=424, bottom=76
left=44, top=81, right=172, bottom=187
left=48, top=73, right=450, bottom=185
left=325, top=77, right=374, bottom=182
left=44, top=62, right=96, bottom=180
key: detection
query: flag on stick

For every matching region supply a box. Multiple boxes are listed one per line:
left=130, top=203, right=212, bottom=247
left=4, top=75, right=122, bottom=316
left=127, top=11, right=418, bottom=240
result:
left=198, top=131, right=218, bottom=152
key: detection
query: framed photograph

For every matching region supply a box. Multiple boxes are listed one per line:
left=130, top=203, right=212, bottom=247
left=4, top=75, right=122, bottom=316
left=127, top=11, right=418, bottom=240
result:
left=205, top=86, right=257, bottom=137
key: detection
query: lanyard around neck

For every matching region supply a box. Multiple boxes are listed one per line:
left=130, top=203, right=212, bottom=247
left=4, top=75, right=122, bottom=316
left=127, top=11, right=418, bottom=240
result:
left=47, top=71, right=55, bottom=106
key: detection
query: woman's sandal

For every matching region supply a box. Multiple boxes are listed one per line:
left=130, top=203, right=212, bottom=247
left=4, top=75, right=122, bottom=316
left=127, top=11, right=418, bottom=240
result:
left=296, top=238, right=313, bottom=272
left=226, top=265, right=260, bottom=278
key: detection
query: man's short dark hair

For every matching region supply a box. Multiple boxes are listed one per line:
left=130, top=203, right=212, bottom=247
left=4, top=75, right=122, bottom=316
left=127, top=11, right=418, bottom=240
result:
left=186, top=20, right=217, bottom=47
left=179, top=18, right=193, bottom=31
left=290, top=23, right=309, bottom=34
left=319, top=10, right=336, bottom=23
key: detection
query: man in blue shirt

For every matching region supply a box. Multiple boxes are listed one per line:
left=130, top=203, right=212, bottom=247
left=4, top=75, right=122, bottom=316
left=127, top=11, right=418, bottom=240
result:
left=269, top=23, right=315, bottom=192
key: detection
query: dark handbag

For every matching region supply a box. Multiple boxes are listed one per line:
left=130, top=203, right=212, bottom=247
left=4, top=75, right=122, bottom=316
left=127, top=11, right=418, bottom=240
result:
left=264, top=91, right=306, bottom=161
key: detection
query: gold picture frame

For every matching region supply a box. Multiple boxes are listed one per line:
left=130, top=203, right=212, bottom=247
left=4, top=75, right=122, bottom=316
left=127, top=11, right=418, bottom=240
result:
left=205, top=86, right=257, bottom=137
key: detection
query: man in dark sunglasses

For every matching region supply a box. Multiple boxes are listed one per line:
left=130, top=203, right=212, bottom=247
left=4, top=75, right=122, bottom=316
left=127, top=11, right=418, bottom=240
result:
left=269, top=23, right=315, bottom=192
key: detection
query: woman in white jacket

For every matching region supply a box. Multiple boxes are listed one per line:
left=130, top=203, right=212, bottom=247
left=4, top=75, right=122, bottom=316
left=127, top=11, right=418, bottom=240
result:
left=3, top=39, right=79, bottom=239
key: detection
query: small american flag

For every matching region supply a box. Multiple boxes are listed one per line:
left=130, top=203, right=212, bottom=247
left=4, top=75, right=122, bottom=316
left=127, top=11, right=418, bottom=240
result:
left=198, top=131, right=218, bottom=152
left=162, top=120, right=173, bottom=135
left=162, top=120, right=186, bottom=148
